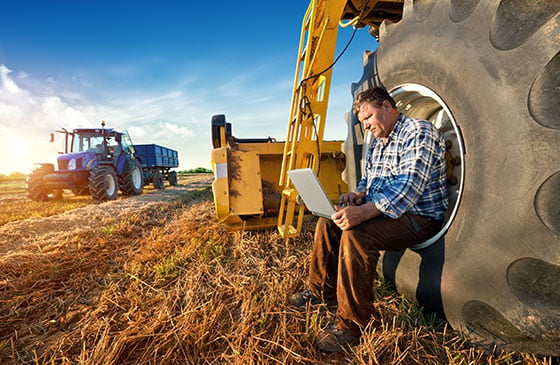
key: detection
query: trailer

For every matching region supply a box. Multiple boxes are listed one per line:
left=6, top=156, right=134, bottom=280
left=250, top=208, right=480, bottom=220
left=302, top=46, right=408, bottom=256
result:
left=133, top=144, right=179, bottom=189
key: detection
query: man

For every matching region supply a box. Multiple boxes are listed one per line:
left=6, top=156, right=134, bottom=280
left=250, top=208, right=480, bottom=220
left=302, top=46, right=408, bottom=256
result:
left=288, top=87, right=449, bottom=352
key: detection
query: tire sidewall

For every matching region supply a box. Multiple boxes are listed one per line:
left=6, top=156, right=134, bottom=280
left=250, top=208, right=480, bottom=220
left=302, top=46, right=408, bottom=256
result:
left=375, top=4, right=560, bottom=349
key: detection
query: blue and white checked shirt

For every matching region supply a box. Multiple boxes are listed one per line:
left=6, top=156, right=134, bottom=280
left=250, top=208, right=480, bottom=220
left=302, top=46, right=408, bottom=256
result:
left=356, top=114, right=449, bottom=220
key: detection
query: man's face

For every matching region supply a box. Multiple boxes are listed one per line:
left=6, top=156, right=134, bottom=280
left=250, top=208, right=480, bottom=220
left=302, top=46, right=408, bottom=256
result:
left=357, top=101, right=393, bottom=139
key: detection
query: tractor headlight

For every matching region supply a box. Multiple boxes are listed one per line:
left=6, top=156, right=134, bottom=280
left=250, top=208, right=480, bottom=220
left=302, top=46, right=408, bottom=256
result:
left=68, top=158, right=76, bottom=170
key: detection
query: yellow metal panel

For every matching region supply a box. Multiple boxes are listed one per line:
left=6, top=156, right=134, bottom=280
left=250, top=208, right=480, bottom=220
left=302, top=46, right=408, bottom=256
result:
left=228, top=150, right=263, bottom=215
left=235, top=141, right=285, bottom=155
left=211, top=147, right=231, bottom=222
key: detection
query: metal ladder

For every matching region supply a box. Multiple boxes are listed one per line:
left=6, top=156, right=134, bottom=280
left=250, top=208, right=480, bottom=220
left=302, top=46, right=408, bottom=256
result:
left=277, top=0, right=347, bottom=238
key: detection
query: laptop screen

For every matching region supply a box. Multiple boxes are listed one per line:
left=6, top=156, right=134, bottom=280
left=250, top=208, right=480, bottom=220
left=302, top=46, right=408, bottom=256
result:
left=287, top=168, right=336, bottom=218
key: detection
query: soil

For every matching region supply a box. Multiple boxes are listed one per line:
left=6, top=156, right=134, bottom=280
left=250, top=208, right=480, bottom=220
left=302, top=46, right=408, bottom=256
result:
left=0, top=174, right=213, bottom=255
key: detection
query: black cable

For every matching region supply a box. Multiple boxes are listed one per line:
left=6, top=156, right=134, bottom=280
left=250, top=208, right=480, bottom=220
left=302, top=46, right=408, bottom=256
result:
left=299, top=0, right=372, bottom=86
left=297, top=0, right=373, bottom=176
left=299, top=24, right=359, bottom=86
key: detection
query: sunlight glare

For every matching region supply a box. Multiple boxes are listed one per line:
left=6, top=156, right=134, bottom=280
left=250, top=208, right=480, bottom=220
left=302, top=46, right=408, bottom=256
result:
left=0, top=134, right=59, bottom=175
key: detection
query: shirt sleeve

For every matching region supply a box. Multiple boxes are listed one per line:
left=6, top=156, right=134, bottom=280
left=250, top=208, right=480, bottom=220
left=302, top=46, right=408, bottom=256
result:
left=369, top=123, right=439, bottom=218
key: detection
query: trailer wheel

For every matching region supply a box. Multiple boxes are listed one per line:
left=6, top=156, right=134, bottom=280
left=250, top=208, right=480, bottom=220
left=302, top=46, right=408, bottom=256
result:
left=119, top=160, right=143, bottom=195
left=89, top=166, right=118, bottom=201
left=168, top=171, right=178, bottom=186
left=372, top=0, right=560, bottom=354
left=152, top=170, right=164, bottom=189
left=26, top=164, right=61, bottom=201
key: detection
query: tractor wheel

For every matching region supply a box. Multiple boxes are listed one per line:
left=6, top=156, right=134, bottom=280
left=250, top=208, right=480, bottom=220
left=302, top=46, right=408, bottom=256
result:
left=367, top=0, right=560, bottom=355
left=26, top=164, right=59, bottom=201
left=152, top=171, right=164, bottom=189
left=119, top=160, right=143, bottom=196
left=89, top=166, right=118, bottom=201
left=168, top=171, right=178, bottom=186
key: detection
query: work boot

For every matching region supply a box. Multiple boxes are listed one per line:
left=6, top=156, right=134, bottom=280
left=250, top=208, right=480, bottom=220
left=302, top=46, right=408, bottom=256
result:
left=288, top=289, right=337, bottom=309
left=315, top=323, right=359, bottom=352
left=288, top=289, right=322, bottom=308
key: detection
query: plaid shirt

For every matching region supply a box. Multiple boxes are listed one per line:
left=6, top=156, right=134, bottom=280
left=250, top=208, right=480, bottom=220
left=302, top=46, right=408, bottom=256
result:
left=356, top=114, right=449, bottom=220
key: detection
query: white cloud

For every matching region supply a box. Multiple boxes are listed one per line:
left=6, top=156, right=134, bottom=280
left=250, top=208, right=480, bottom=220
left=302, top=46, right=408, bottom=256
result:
left=0, top=57, right=355, bottom=176
left=0, top=64, right=237, bottom=174
left=0, top=65, right=21, bottom=94
left=0, top=66, right=93, bottom=174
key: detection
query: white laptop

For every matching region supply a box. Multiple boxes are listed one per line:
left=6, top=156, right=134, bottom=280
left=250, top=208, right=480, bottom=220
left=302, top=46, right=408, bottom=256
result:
left=287, top=168, right=336, bottom=218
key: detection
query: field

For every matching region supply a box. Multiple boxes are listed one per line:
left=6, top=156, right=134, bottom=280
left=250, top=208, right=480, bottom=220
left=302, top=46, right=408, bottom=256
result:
left=0, top=174, right=554, bottom=364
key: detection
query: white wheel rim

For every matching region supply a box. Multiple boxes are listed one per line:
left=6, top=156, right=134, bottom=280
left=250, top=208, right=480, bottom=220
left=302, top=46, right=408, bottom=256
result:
left=390, top=84, right=465, bottom=249
left=132, top=167, right=142, bottom=188
left=105, top=174, right=116, bottom=196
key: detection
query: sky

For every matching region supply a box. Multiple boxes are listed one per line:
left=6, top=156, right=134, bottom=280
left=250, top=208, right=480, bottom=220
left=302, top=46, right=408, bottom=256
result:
left=0, top=1, right=379, bottom=175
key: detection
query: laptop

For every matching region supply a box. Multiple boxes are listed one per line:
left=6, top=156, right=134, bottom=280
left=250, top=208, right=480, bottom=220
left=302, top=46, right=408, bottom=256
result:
left=287, top=168, right=336, bottom=218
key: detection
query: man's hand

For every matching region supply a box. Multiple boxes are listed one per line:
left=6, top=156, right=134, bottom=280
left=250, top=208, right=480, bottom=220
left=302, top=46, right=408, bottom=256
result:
left=337, top=192, right=366, bottom=207
left=331, top=201, right=381, bottom=230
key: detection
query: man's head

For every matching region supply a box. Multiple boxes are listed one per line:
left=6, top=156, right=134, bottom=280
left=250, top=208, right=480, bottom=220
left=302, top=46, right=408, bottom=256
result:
left=354, top=87, right=399, bottom=139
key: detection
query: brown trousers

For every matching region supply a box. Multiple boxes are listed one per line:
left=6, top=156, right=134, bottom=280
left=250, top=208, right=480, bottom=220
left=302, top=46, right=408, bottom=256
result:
left=309, top=214, right=442, bottom=336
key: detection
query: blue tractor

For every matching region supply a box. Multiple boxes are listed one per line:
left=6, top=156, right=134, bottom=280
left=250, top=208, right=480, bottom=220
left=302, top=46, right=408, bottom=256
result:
left=26, top=121, right=144, bottom=202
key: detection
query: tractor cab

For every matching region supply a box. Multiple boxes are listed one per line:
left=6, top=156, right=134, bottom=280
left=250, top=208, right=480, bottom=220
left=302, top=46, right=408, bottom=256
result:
left=72, top=128, right=121, bottom=162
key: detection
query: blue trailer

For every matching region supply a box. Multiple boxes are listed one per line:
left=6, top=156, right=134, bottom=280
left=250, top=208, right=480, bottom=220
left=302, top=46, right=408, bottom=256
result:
left=133, top=144, right=179, bottom=189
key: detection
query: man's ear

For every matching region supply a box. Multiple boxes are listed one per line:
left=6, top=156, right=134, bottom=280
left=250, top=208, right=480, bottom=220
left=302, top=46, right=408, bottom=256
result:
left=383, top=100, right=391, bottom=111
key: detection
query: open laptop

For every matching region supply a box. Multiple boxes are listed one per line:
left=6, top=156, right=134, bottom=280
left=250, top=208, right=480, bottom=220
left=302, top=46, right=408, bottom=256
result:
left=287, top=168, right=336, bottom=218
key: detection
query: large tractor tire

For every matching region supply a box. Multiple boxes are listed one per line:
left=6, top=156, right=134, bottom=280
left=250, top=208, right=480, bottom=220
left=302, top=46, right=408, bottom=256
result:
left=354, top=0, right=560, bottom=355
left=119, top=159, right=143, bottom=196
left=26, top=164, right=62, bottom=201
left=89, top=165, right=118, bottom=201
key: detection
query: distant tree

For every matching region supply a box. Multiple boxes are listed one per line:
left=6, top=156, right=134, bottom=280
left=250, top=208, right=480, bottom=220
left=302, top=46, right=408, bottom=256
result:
left=183, top=167, right=212, bottom=173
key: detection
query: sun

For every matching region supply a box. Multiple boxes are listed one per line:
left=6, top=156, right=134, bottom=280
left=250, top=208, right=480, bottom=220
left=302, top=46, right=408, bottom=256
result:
left=0, top=135, right=59, bottom=175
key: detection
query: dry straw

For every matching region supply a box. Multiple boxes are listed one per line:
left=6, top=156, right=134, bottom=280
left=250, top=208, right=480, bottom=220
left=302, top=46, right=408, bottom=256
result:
left=0, top=183, right=554, bottom=364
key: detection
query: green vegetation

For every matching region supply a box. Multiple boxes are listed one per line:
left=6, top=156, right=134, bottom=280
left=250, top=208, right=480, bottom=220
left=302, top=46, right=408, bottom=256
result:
left=181, top=167, right=212, bottom=173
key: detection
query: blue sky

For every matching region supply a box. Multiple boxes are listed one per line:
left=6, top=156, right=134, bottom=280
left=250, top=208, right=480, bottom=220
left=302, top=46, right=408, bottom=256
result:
left=0, top=1, right=378, bottom=174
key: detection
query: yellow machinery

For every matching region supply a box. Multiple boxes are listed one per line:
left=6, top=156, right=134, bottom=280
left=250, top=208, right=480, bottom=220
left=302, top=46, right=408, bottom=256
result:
left=210, top=0, right=560, bottom=355
left=277, top=0, right=349, bottom=237
left=211, top=0, right=403, bottom=236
